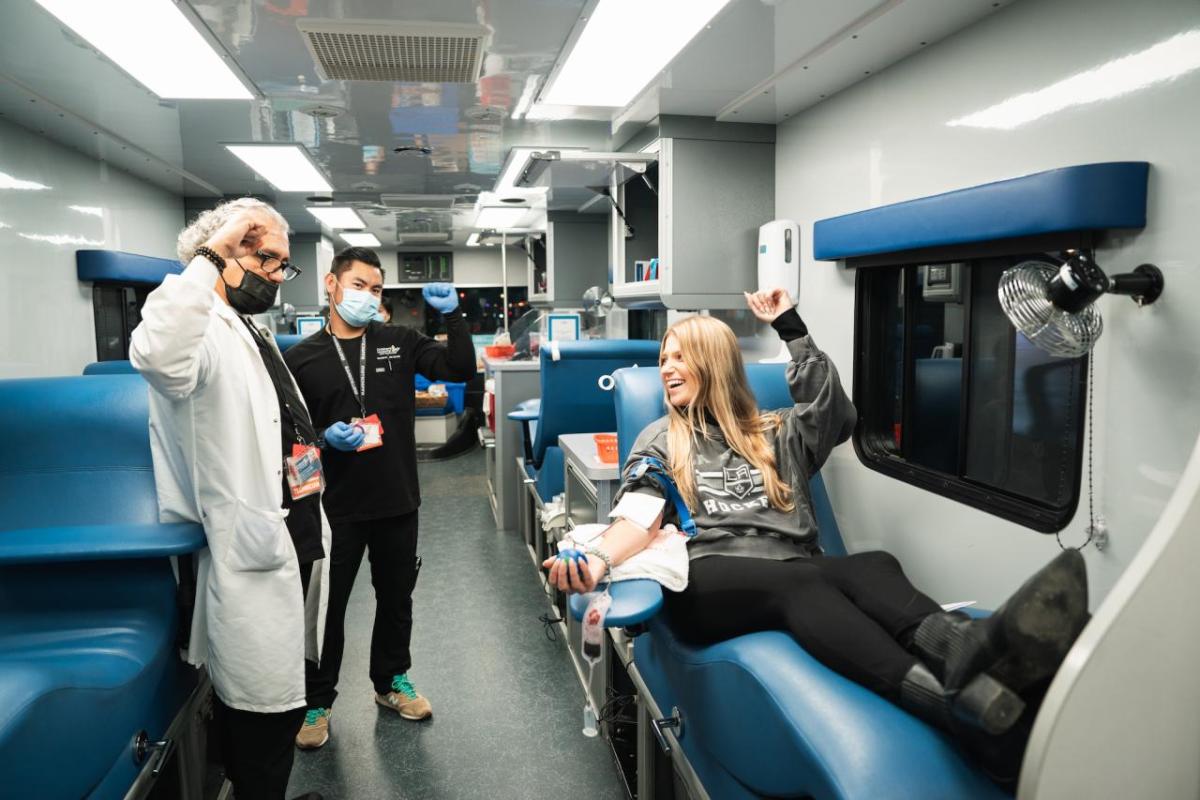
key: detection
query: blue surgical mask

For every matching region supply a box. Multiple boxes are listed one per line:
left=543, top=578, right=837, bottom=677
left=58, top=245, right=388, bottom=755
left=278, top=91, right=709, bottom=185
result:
left=336, top=286, right=379, bottom=328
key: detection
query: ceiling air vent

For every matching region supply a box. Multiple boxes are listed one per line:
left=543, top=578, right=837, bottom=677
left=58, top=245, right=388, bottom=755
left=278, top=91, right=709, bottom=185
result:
left=398, top=232, right=452, bottom=244
left=297, top=19, right=488, bottom=83
left=380, top=194, right=457, bottom=210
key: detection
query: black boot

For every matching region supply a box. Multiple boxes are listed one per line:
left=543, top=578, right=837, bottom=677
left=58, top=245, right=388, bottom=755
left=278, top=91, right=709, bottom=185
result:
left=911, top=549, right=1090, bottom=698
left=900, top=662, right=1029, bottom=787
left=899, top=661, right=1025, bottom=736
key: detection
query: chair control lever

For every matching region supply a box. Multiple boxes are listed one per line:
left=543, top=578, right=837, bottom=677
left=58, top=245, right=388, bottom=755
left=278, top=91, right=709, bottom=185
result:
left=651, top=707, right=683, bottom=754
left=133, top=730, right=176, bottom=776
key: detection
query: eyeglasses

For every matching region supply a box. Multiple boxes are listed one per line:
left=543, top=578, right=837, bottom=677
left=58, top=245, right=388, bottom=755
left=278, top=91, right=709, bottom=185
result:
left=255, top=249, right=302, bottom=281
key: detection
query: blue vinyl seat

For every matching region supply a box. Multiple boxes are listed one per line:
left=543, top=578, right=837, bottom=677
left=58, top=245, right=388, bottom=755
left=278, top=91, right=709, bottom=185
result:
left=83, top=360, right=137, bottom=375
left=0, top=376, right=206, bottom=798
left=509, top=340, right=660, bottom=502
left=571, top=364, right=1009, bottom=800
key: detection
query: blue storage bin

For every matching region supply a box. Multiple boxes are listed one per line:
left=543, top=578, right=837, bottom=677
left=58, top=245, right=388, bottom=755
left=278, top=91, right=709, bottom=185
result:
left=415, top=374, right=465, bottom=415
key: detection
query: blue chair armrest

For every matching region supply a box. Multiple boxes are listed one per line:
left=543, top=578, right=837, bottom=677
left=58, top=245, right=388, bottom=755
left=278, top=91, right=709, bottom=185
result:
left=0, top=523, right=206, bottom=564
left=568, top=579, right=664, bottom=627
left=507, top=399, right=541, bottom=422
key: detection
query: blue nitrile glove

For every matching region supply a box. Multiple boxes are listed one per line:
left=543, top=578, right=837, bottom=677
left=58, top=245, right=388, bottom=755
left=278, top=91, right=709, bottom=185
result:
left=423, top=282, right=459, bottom=314
left=324, top=421, right=365, bottom=452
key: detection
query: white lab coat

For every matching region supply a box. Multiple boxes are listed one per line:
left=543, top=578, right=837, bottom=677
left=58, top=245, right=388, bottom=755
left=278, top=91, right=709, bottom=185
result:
left=130, top=257, right=330, bottom=713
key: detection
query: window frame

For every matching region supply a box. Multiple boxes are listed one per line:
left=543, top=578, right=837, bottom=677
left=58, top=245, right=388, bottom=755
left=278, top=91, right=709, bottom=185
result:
left=850, top=234, right=1092, bottom=533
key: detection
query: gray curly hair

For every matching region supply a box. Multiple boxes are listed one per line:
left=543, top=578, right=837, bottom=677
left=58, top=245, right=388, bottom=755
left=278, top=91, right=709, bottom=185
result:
left=177, top=197, right=289, bottom=264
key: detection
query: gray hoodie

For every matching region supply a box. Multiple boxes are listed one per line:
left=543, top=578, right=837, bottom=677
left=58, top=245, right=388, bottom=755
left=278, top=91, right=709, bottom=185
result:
left=616, top=331, right=857, bottom=561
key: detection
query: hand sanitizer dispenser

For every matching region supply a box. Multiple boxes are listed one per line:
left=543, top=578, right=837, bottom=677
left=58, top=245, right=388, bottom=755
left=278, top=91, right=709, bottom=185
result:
left=758, top=220, right=800, bottom=301
left=757, top=220, right=801, bottom=362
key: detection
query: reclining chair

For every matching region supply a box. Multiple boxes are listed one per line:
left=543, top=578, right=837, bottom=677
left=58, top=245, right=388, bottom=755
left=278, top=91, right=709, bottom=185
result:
left=571, top=364, right=1009, bottom=799
left=508, top=340, right=660, bottom=556
left=0, top=375, right=207, bottom=798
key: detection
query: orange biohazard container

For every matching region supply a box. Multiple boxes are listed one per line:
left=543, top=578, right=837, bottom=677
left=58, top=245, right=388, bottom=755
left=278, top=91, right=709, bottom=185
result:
left=594, top=433, right=619, bottom=464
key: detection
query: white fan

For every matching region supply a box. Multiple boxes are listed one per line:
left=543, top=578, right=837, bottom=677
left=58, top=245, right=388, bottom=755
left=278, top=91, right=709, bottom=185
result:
left=998, top=254, right=1163, bottom=358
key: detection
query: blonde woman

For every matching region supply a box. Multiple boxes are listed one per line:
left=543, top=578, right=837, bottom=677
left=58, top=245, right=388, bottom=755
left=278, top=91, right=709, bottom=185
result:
left=544, top=289, right=1088, bottom=786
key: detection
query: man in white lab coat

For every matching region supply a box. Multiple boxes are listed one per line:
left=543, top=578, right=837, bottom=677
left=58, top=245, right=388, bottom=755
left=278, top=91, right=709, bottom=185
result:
left=130, top=197, right=328, bottom=800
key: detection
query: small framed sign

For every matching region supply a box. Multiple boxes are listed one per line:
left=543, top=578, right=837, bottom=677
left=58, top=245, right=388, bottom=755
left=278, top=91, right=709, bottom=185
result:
left=547, top=313, right=581, bottom=341
left=296, top=316, right=325, bottom=337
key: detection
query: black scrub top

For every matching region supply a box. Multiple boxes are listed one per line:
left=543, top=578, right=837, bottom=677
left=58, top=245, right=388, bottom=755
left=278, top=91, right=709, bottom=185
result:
left=284, top=315, right=476, bottom=525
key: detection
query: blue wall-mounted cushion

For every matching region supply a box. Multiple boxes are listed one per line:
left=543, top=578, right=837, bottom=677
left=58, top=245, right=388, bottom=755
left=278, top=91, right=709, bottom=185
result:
left=77, top=250, right=183, bottom=286
left=813, top=161, right=1150, bottom=261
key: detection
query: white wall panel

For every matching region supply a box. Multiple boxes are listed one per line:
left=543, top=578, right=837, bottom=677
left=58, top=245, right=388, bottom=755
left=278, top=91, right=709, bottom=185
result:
left=0, top=118, right=183, bottom=378
left=776, top=0, right=1200, bottom=607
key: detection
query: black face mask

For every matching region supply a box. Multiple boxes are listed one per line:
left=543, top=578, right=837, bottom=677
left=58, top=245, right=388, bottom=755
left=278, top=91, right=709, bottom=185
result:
left=224, top=262, right=279, bottom=315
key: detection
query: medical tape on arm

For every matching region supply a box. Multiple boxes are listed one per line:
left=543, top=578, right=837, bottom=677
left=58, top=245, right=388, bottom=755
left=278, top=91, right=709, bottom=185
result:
left=615, top=456, right=697, bottom=537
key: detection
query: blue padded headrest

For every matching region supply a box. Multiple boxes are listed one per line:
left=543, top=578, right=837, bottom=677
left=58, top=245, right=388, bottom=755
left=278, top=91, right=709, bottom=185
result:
left=76, top=250, right=182, bottom=286
left=530, top=339, right=661, bottom=466
left=83, top=361, right=136, bottom=375
left=0, top=375, right=158, bottom=529
left=275, top=334, right=303, bottom=353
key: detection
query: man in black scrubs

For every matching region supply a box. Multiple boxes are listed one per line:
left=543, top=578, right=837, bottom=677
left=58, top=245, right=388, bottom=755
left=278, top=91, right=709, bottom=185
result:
left=285, top=247, right=475, bottom=749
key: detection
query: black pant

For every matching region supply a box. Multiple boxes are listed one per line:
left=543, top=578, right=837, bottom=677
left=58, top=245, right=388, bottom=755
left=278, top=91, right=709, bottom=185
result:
left=307, top=511, right=420, bottom=707
left=213, top=560, right=313, bottom=800
left=663, top=552, right=941, bottom=700
left=213, top=697, right=305, bottom=800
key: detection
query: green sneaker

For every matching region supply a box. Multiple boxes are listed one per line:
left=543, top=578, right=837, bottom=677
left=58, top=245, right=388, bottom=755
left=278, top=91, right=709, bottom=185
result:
left=295, top=707, right=331, bottom=750
left=375, top=673, right=432, bottom=720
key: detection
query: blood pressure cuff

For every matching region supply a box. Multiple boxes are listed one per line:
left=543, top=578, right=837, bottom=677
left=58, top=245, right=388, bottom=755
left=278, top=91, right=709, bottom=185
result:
left=611, top=456, right=697, bottom=536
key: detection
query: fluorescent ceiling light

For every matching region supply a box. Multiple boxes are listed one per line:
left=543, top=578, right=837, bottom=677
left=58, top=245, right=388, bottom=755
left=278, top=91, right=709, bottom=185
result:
left=0, top=172, right=50, bottom=190
left=474, top=206, right=533, bottom=230
left=511, top=75, right=541, bottom=120
left=542, top=0, right=731, bottom=107
left=305, top=206, right=366, bottom=229
left=69, top=205, right=103, bottom=217
left=949, top=29, right=1200, bottom=130
left=226, top=145, right=332, bottom=193
left=525, top=104, right=571, bottom=121
left=35, top=0, right=253, bottom=99
left=466, top=232, right=481, bottom=247
left=19, top=232, right=104, bottom=246
left=340, top=232, right=382, bottom=247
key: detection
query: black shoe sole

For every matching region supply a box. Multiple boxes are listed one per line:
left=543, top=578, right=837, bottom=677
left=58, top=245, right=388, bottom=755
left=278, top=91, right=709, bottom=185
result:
left=987, top=549, right=1090, bottom=693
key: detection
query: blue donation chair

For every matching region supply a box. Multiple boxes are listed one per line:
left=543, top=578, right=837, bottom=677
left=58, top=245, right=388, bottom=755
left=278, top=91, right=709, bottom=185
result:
left=509, top=340, right=660, bottom=504
left=508, top=340, right=660, bottom=558
left=0, top=375, right=206, bottom=798
left=570, top=364, right=1009, bottom=800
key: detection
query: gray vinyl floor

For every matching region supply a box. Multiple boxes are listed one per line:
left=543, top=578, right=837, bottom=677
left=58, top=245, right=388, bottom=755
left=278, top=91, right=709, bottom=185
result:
left=286, top=448, right=627, bottom=800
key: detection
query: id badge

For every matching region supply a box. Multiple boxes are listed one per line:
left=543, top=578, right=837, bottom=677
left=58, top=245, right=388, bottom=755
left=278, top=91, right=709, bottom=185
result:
left=352, top=413, right=384, bottom=452
left=286, top=443, right=323, bottom=500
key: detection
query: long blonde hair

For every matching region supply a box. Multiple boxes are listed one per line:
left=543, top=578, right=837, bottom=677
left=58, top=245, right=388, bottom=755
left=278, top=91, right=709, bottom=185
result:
left=662, top=316, right=794, bottom=513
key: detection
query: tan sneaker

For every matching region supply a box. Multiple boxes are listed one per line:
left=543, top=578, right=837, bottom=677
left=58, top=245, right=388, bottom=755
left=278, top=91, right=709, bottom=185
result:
left=375, top=673, right=432, bottom=720
left=295, top=708, right=331, bottom=749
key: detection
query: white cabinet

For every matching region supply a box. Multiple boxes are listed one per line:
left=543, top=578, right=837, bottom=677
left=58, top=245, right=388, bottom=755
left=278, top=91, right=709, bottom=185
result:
left=513, top=119, right=775, bottom=311
left=525, top=213, right=608, bottom=308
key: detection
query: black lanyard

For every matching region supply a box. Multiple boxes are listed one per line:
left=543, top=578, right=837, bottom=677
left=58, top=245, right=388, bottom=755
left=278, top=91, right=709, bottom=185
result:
left=330, top=330, right=368, bottom=418
left=239, top=317, right=308, bottom=446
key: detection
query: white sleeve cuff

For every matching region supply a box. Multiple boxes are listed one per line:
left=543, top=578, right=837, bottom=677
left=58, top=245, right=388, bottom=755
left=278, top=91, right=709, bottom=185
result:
left=608, top=491, right=666, bottom=531
left=181, top=256, right=220, bottom=288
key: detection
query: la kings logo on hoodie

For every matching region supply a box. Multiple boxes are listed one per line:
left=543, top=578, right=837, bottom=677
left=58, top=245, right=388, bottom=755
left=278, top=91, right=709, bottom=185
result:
left=695, top=462, right=768, bottom=514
